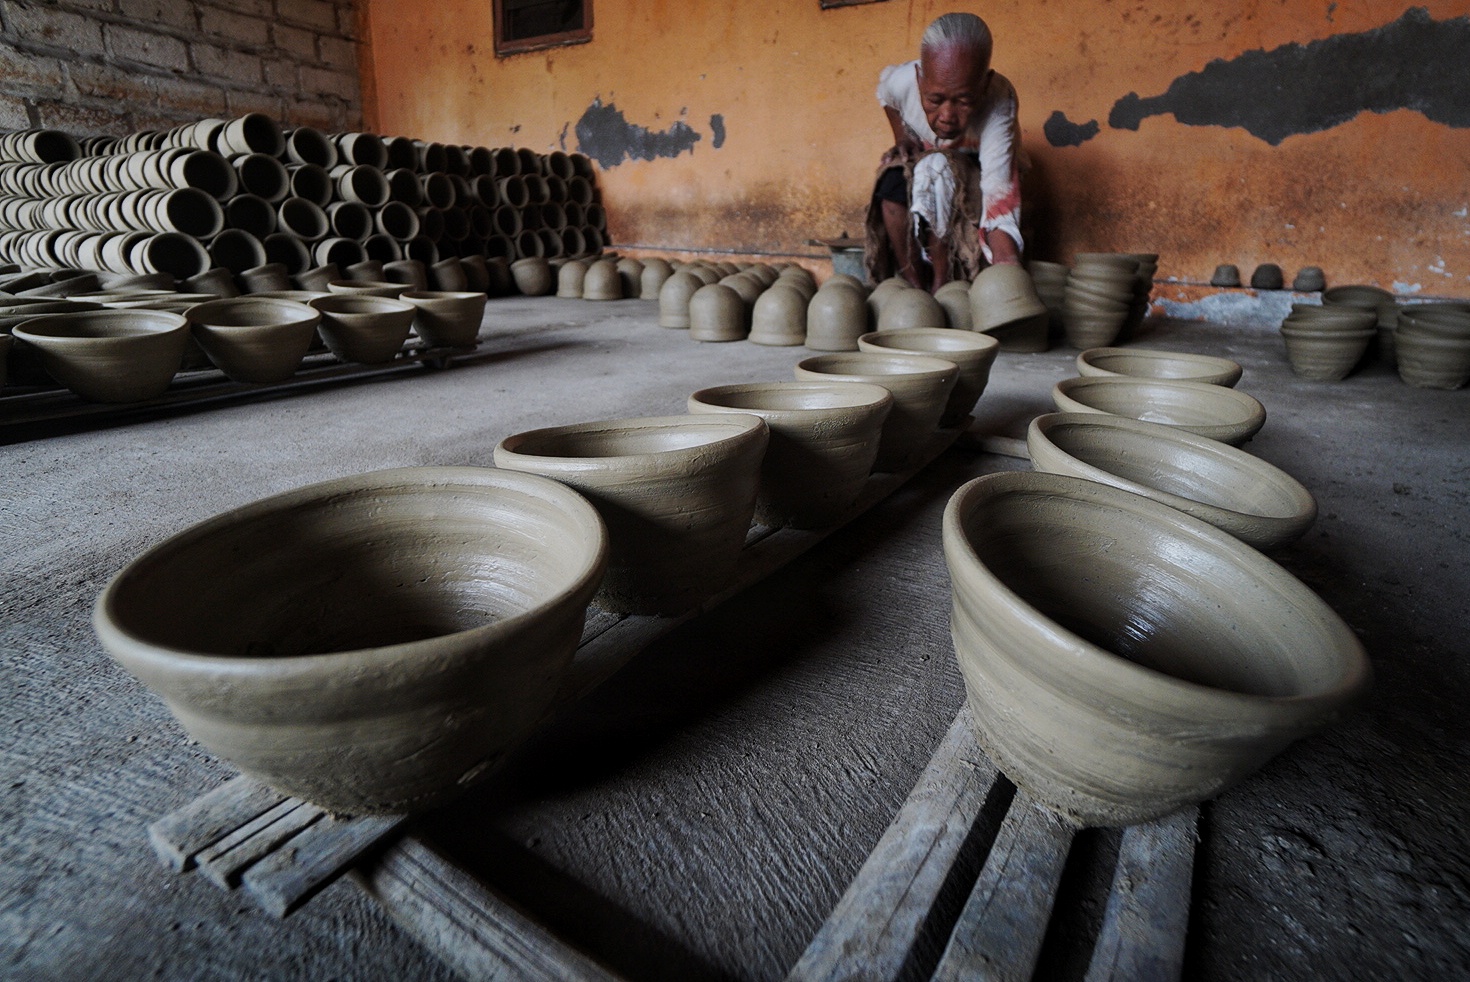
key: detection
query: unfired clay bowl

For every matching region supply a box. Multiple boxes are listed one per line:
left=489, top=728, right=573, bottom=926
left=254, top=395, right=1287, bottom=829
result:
left=495, top=414, right=769, bottom=616
left=12, top=309, right=189, bottom=402
left=94, top=466, right=608, bottom=815
left=399, top=290, right=487, bottom=348
left=944, top=470, right=1371, bottom=825
left=1076, top=347, right=1243, bottom=387
left=858, top=328, right=999, bottom=426
left=795, top=352, right=958, bottom=471
left=1027, top=413, right=1316, bottom=550
left=308, top=294, right=415, bottom=364
left=688, top=381, right=892, bottom=528
left=1052, top=376, right=1266, bottom=446
left=184, top=297, right=320, bottom=383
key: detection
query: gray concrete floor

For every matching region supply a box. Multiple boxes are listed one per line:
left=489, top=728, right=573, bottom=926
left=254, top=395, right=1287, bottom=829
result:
left=2, top=296, right=1466, bottom=980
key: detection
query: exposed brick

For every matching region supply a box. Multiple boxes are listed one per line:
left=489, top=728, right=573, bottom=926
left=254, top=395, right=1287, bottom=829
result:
left=224, top=86, right=282, bottom=117
left=150, top=73, right=231, bottom=117
left=270, top=20, right=312, bottom=56
left=106, top=24, right=190, bottom=71
left=116, top=0, right=196, bottom=33
left=276, top=0, right=335, bottom=32
left=299, top=63, right=356, bottom=102
left=315, top=32, right=354, bottom=70
left=4, top=2, right=107, bottom=56
left=67, top=59, right=153, bottom=102
left=260, top=54, right=297, bottom=90
left=197, top=4, right=269, bottom=46
left=335, top=3, right=359, bottom=40
left=191, top=41, right=260, bottom=85
left=284, top=94, right=335, bottom=130
left=0, top=43, right=69, bottom=97
left=0, top=92, right=31, bottom=128
left=53, top=0, right=115, bottom=12
left=33, top=98, right=128, bottom=136
left=197, top=0, right=271, bottom=16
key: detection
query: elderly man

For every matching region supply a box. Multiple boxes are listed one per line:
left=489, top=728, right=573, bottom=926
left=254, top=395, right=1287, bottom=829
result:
left=864, top=12, right=1023, bottom=291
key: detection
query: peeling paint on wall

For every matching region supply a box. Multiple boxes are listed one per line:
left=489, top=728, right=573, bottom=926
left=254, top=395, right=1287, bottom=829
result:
left=1042, top=111, right=1099, bottom=148
left=574, top=98, right=703, bottom=168
left=710, top=114, right=726, bottom=149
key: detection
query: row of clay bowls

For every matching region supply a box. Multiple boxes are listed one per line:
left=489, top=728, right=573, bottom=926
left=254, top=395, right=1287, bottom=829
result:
left=1278, top=303, right=1377, bottom=380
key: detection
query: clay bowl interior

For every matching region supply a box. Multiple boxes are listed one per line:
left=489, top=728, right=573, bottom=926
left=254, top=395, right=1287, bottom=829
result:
left=308, top=293, right=416, bottom=364
left=93, top=466, right=609, bottom=814
left=687, top=380, right=893, bottom=529
left=1076, top=347, right=1244, bottom=387
left=1052, top=375, right=1266, bottom=446
left=494, top=414, right=769, bottom=616
left=943, top=470, right=1371, bottom=826
left=858, top=328, right=999, bottom=425
left=794, top=352, right=959, bottom=471
left=1027, top=412, right=1317, bottom=550
left=184, top=297, right=320, bottom=383
left=11, top=308, right=189, bottom=402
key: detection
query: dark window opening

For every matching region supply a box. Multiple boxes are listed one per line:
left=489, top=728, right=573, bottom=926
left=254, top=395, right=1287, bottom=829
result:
left=495, top=0, right=593, bottom=56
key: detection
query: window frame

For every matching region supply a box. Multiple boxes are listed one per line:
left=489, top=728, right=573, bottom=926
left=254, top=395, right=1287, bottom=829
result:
left=493, top=0, right=593, bottom=57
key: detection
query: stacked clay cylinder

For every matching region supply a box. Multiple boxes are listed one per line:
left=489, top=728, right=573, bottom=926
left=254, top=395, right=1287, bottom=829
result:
left=0, top=119, right=606, bottom=293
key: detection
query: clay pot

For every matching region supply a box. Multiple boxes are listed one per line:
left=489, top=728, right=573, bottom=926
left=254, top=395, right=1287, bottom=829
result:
left=1395, top=327, right=1470, bottom=390
left=382, top=259, right=429, bottom=293
left=94, top=466, right=608, bottom=814
left=933, top=281, right=974, bottom=331
left=313, top=237, right=367, bottom=269
left=284, top=126, right=337, bottom=168
left=278, top=197, right=329, bottom=242
left=877, top=288, right=947, bottom=331
left=181, top=267, right=241, bottom=299
left=639, top=258, right=673, bottom=299
left=806, top=285, right=871, bottom=351
left=1052, top=376, right=1267, bottom=446
left=749, top=285, right=807, bottom=346
left=326, top=279, right=406, bottom=298
left=233, top=153, right=290, bottom=202
left=943, top=470, right=1370, bottom=825
left=308, top=293, right=416, bottom=363
left=1210, top=264, right=1241, bottom=288
left=858, top=328, right=999, bottom=425
left=130, top=233, right=211, bottom=281
left=399, top=290, right=487, bottom=348
left=689, top=283, right=748, bottom=342
left=12, top=308, right=188, bottom=402
left=581, top=259, right=621, bottom=301
left=657, top=271, right=701, bottom=328
left=1076, top=347, right=1243, bottom=387
left=184, top=297, right=320, bottom=383
left=794, top=352, right=958, bottom=471
left=557, top=259, right=590, bottom=298
left=510, top=257, right=553, bottom=296
left=335, top=132, right=388, bottom=169
left=614, top=257, right=644, bottom=298
left=207, top=229, right=267, bottom=275
left=218, top=114, right=284, bottom=157
left=688, top=381, right=892, bottom=528
left=345, top=259, right=385, bottom=283
left=970, top=265, right=1049, bottom=352
left=494, top=414, right=769, bottom=615
left=430, top=257, right=468, bottom=292
left=867, top=276, right=911, bottom=322
left=262, top=235, right=311, bottom=276
left=294, top=264, right=342, bottom=293
left=334, top=164, right=390, bottom=208
left=1279, top=322, right=1374, bottom=381
left=1027, top=413, right=1317, bottom=550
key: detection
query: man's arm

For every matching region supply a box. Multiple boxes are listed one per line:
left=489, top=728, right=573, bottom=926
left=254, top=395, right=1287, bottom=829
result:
left=884, top=106, right=923, bottom=161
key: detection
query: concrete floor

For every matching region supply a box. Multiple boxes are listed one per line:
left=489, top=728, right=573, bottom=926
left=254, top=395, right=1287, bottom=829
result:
left=2, top=295, right=1466, bottom=980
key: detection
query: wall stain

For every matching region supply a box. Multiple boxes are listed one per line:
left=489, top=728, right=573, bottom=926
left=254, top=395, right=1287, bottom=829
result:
left=710, top=114, right=726, bottom=149
left=575, top=98, right=702, bottom=168
left=1043, top=111, right=1099, bottom=148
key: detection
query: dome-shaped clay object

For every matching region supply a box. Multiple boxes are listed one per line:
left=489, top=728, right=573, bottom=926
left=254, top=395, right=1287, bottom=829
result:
left=1076, top=347, right=1243, bottom=388
left=685, top=265, right=721, bottom=286
left=934, top=282, right=974, bottom=331
left=688, top=381, right=893, bottom=528
left=510, top=257, right=553, bottom=296
left=806, top=286, right=871, bottom=351
left=658, top=270, right=702, bottom=328
left=795, top=352, right=958, bottom=471
left=495, top=414, right=769, bottom=615
left=943, top=470, right=1369, bottom=825
left=689, top=283, right=748, bottom=342
left=970, top=264, right=1049, bottom=351
left=399, top=290, right=487, bottom=348
left=1250, top=263, right=1284, bottom=290
left=582, top=259, right=622, bottom=301
left=615, top=258, right=644, bottom=298
left=1052, top=376, right=1267, bottom=446
left=1210, top=264, right=1241, bottom=288
left=1027, top=413, right=1316, bottom=550
left=557, top=259, right=589, bottom=299
left=749, top=284, right=808, bottom=346
left=308, top=293, right=416, bottom=363
left=867, top=276, right=912, bottom=322
left=858, top=328, right=999, bottom=426
left=184, top=297, right=320, bottom=383
left=639, top=258, right=673, bottom=299
left=877, top=288, right=947, bottom=332
left=720, top=273, right=765, bottom=307
left=1293, top=266, right=1326, bottom=292
left=12, top=308, right=189, bottom=402
left=823, top=273, right=869, bottom=295
left=95, top=466, right=608, bottom=814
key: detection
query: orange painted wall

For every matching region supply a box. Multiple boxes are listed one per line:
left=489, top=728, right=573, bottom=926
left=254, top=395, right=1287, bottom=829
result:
left=361, top=0, right=1470, bottom=296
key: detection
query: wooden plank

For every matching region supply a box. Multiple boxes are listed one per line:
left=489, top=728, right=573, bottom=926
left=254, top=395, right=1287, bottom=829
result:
left=146, top=775, right=293, bottom=872
left=786, top=705, right=1003, bottom=982
left=932, top=796, right=1078, bottom=982
left=195, top=798, right=324, bottom=889
left=240, top=812, right=410, bottom=918
left=354, top=835, right=627, bottom=982
left=1082, top=806, right=1198, bottom=982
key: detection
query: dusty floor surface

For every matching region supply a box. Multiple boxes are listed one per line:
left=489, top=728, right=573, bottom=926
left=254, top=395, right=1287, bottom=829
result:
left=1, top=296, right=1466, bottom=980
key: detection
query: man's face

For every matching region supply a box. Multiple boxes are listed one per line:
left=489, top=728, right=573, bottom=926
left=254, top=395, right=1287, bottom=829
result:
left=917, top=46, right=989, bottom=140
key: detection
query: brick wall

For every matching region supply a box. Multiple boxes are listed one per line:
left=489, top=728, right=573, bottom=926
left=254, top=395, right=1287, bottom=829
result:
left=0, top=0, right=362, bottom=137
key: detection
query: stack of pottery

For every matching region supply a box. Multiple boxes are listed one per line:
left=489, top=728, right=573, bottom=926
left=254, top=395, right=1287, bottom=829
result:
left=1278, top=303, right=1376, bottom=380
left=1062, top=254, right=1139, bottom=348
left=1322, top=284, right=1398, bottom=365
left=1026, top=260, right=1069, bottom=333
left=1395, top=302, right=1470, bottom=389
left=970, top=264, right=1048, bottom=352
left=806, top=274, right=871, bottom=351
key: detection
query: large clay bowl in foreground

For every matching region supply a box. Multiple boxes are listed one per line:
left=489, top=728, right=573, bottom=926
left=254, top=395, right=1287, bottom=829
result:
left=858, top=328, right=999, bottom=426
left=688, top=381, right=892, bottom=529
left=12, top=308, right=189, bottom=402
left=1027, top=413, right=1316, bottom=550
left=1076, top=346, right=1243, bottom=387
left=943, top=471, right=1370, bottom=826
left=794, top=352, right=958, bottom=471
left=308, top=293, right=415, bottom=363
left=94, top=467, right=609, bottom=814
left=495, top=414, right=769, bottom=616
left=1052, top=376, right=1266, bottom=446
left=184, top=297, right=320, bottom=383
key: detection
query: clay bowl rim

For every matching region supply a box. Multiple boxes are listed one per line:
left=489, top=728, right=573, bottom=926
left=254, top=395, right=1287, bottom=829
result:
left=687, top=379, right=894, bottom=418
left=943, top=469, right=1371, bottom=713
left=326, top=278, right=407, bottom=297
left=857, top=327, right=1000, bottom=359
left=1077, top=347, right=1244, bottom=387
left=1051, top=375, right=1266, bottom=446
left=183, top=297, right=321, bottom=330
left=1026, top=412, right=1317, bottom=550
left=308, top=293, right=415, bottom=316
left=494, top=412, right=768, bottom=475
left=12, top=307, right=189, bottom=345
left=794, top=350, right=960, bottom=383
left=93, top=465, right=610, bottom=675
left=399, top=290, right=490, bottom=305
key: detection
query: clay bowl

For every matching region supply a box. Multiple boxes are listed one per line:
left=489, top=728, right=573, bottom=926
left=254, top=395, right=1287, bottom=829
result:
left=308, top=294, right=415, bottom=364
left=1052, top=376, right=1266, bottom=446
left=1394, top=329, right=1470, bottom=390
left=94, top=466, right=608, bottom=814
left=1279, top=323, right=1374, bottom=381
left=11, top=309, right=188, bottom=402
left=857, top=328, right=999, bottom=426
left=943, top=470, right=1371, bottom=825
left=495, top=414, right=769, bottom=615
left=1027, top=413, right=1316, bottom=550
left=327, top=278, right=406, bottom=298
left=1076, top=347, right=1243, bottom=387
left=399, top=290, right=487, bottom=348
left=795, top=352, right=958, bottom=471
left=183, top=297, right=320, bottom=383
left=688, top=381, right=893, bottom=529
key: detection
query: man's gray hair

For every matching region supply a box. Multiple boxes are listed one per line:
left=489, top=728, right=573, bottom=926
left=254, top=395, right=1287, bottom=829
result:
left=920, top=12, right=993, bottom=64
